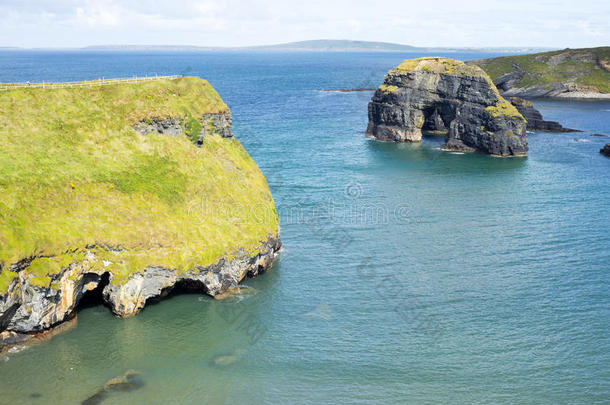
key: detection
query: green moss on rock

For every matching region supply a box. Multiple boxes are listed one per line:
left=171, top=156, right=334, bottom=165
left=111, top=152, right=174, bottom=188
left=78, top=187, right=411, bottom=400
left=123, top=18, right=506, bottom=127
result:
left=0, top=269, right=18, bottom=294
left=390, top=57, right=488, bottom=77
left=379, top=84, right=399, bottom=94
left=485, top=99, right=523, bottom=120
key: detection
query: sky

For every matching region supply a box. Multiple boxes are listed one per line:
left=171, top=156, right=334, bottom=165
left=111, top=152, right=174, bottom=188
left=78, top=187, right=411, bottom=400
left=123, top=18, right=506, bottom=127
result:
left=1, top=0, right=608, bottom=49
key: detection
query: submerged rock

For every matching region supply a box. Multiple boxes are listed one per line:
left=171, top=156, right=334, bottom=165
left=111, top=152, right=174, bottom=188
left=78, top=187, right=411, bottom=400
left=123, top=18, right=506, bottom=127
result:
left=601, top=144, right=610, bottom=157
left=211, top=349, right=246, bottom=369
left=366, top=57, right=528, bottom=156
left=104, top=370, right=144, bottom=391
left=303, top=304, right=333, bottom=321
left=82, top=370, right=144, bottom=405
left=509, top=97, right=578, bottom=132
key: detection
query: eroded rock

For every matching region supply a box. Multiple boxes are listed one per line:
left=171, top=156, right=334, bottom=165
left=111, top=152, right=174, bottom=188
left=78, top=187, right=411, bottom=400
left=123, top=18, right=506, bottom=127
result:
left=133, top=111, right=234, bottom=146
left=0, top=235, right=280, bottom=334
left=202, top=111, right=234, bottom=139
left=366, top=57, right=528, bottom=156
left=134, top=118, right=182, bottom=137
left=509, top=97, right=578, bottom=132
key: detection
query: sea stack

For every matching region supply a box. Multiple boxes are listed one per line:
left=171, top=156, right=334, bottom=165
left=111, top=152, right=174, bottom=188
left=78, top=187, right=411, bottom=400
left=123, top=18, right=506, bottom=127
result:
left=366, top=57, right=528, bottom=156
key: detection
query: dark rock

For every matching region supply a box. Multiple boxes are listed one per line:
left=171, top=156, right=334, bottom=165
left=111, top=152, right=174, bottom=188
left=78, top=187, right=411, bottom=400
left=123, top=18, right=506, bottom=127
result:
left=509, top=97, right=579, bottom=132
left=494, top=65, right=525, bottom=92
left=366, top=57, right=528, bottom=156
left=201, top=111, right=234, bottom=139
left=1, top=235, right=281, bottom=333
left=133, top=111, right=233, bottom=147
left=592, top=133, right=608, bottom=137
left=601, top=144, right=610, bottom=157
left=134, top=118, right=182, bottom=137
left=0, top=330, right=31, bottom=353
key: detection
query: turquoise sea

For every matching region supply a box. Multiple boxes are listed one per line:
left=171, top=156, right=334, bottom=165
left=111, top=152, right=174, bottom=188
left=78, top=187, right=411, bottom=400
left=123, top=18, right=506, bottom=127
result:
left=0, top=51, right=609, bottom=404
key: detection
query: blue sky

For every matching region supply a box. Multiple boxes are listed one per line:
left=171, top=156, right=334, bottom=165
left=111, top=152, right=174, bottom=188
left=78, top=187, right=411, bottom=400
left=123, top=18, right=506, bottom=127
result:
left=1, top=0, right=608, bottom=48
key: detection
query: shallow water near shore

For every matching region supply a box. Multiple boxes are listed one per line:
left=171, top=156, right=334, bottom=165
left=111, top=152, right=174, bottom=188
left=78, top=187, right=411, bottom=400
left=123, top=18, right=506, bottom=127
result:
left=0, top=51, right=609, bottom=404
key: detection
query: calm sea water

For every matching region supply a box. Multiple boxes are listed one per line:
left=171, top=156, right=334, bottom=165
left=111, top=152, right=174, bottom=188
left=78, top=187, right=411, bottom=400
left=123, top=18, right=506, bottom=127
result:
left=0, top=51, right=609, bottom=404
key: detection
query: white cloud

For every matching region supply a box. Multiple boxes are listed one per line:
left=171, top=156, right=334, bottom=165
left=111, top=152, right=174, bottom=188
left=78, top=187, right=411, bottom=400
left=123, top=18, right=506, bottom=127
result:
left=75, top=1, right=121, bottom=26
left=0, top=0, right=608, bottom=48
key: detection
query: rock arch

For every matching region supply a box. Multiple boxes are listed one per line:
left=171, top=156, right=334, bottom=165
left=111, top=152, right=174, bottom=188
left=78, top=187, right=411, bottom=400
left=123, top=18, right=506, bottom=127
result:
left=366, top=57, right=528, bottom=156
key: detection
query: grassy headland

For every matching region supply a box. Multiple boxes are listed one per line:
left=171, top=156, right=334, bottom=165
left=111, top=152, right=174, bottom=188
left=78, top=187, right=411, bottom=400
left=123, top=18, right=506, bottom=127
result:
left=469, top=47, right=610, bottom=95
left=0, top=77, right=278, bottom=290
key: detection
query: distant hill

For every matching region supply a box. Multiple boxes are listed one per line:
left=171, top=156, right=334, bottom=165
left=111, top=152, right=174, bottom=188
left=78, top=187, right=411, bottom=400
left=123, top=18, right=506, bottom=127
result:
left=82, top=40, right=418, bottom=52
left=246, top=40, right=419, bottom=52
left=468, top=47, right=610, bottom=99
left=247, top=40, right=549, bottom=53
left=79, top=40, right=551, bottom=54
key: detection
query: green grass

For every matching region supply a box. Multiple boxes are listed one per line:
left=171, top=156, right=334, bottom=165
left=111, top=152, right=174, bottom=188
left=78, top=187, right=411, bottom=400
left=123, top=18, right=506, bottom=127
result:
left=390, top=57, right=487, bottom=77
left=470, top=47, right=610, bottom=93
left=0, top=77, right=279, bottom=291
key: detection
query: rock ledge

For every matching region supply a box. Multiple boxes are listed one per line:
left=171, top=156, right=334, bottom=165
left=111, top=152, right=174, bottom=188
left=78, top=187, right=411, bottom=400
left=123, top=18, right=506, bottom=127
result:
left=1, top=234, right=280, bottom=349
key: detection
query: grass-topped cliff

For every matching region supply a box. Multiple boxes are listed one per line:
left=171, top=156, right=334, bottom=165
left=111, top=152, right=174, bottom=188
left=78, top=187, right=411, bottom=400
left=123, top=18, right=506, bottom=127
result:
left=367, top=57, right=527, bottom=156
left=386, top=57, right=522, bottom=119
left=0, top=77, right=279, bottom=293
left=468, top=47, right=610, bottom=98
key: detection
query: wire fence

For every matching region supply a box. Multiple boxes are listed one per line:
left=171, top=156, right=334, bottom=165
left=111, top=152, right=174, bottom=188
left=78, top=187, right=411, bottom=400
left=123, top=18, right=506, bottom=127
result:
left=0, top=75, right=183, bottom=91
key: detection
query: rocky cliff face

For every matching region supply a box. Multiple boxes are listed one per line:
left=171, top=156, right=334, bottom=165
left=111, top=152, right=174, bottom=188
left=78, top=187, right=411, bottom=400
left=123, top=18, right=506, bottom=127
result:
left=366, top=57, right=528, bottom=156
left=509, top=97, right=577, bottom=132
left=1, top=235, right=280, bottom=337
left=202, top=112, right=234, bottom=139
left=134, top=111, right=234, bottom=145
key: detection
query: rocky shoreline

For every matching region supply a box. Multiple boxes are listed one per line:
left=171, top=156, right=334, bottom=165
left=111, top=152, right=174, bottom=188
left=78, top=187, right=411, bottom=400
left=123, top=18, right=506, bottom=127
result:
left=0, top=234, right=281, bottom=352
left=495, top=72, right=610, bottom=99
left=468, top=47, right=610, bottom=99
